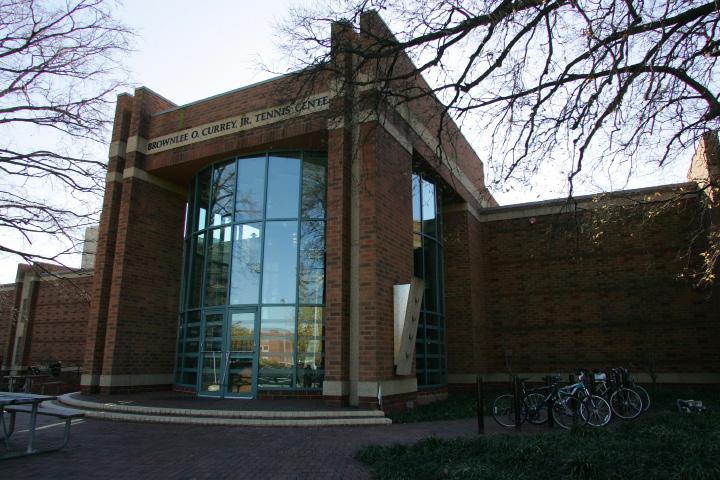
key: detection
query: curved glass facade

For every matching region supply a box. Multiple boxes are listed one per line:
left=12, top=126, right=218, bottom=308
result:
left=413, top=173, right=447, bottom=388
left=175, top=152, right=326, bottom=396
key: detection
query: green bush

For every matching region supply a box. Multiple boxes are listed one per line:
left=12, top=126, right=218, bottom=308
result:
left=358, top=413, right=720, bottom=479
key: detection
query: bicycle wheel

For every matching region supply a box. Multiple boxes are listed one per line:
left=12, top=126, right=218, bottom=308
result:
left=492, top=394, right=523, bottom=428
left=581, top=395, right=612, bottom=427
left=633, top=385, right=651, bottom=412
left=609, top=388, right=643, bottom=419
left=551, top=396, right=586, bottom=430
left=524, top=393, right=548, bottom=425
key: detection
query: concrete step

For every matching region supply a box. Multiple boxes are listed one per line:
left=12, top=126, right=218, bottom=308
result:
left=58, top=393, right=391, bottom=427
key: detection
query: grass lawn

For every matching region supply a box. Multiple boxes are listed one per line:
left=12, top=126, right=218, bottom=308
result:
left=358, top=412, right=720, bottom=479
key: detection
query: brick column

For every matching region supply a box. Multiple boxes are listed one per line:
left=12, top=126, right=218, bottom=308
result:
left=356, top=124, right=416, bottom=410
left=83, top=88, right=186, bottom=394
left=81, top=94, right=132, bottom=393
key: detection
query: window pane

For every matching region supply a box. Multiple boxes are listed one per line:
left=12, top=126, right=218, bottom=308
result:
left=210, top=160, right=236, bottom=226
left=301, top=155, right=326, bottom=219
left=186, top=311, right=201, bottom=338
left=266, top=156, right=300, bottom=218
left=296, top=367, right=323, bottom=389
left=188, top=233, right=205, bottom=309
left=427, top=372, right=445, bottom=385
left=259, top=307, right=295, bottom=388
left=230, top=223, right=262, bottom=305
left=185, top=179, right=195, bottom=237
left=299, top=221, right=325, bottom=304
left=236, top=156, right=266, bottom=221
left=412, top=174, right=421, bottom=233
left=262, top=221, right=298, bottom=304
left=229, top=311, right=255, bottom=352
left=204, top=227, right=232, bottom=306
left=196, top=168, right=210, bottom=230
left=184, top=356, right=198, bottom=369
left=421, top=178, right=436, bottom=237
left=298, top=307, right=324, bottom=338
left=413, top=234, right=423, bottom=278
left=181, top=371, right=197, bottom=386
left=423, top=236, right=437, bottom=312
left=260, top=306, right=295, bottom=342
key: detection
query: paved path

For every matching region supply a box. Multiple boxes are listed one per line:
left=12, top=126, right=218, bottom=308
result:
left=1, top=413, right=549, bottom=479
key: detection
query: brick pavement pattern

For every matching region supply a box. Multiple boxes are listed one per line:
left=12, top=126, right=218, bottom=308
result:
left=1, top=414, right=546, bottom=479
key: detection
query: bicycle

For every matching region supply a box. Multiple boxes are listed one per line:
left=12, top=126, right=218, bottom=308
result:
left=491, top=378, right=551, bottom=428
left=492, top=374, right=611, bottom=429
left=621, top=367, right=651, bottom=412
left=592, top=368, right=643, bottom=420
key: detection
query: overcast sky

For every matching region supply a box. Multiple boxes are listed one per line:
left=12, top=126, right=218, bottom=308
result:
left=0, top=0, right=690, bottom=282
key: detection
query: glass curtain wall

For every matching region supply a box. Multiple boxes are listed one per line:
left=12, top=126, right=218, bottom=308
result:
left=412, top=173, right=447, bottom=388
left=175, top=151, right=327, bottom=392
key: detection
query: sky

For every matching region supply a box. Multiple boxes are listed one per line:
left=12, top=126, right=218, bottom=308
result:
left=0, top=0, right=691, bottom=282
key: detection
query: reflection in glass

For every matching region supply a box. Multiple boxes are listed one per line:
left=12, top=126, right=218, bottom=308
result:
left=227, top=356, right=253, bottom=393
left=266, top=156, right=300, bottom=218
left=299, top=221, right=325, bottom=304
left=301, top=155, right=326, bottom=219
left=230, top=312, right=254, bottom=352
left=200, top=351, right=222, bottom=393
left=230, top=223, right=262, bottom=305
left=298, top=307, right=324, bottom=337
left=178, top=152, right=327, bottom=392
left=412, top=174, right=421, bottom=232
left=196, top=168, right=210, bottom=230
left=259, top=307, right=295, bottom=388
left=236, top=156, right=266, bottom=221
left=421, top=177, right=436, bottom=238
left=297, top=307, right=324, bottom=388
left=188, top=234, right=205, bottom=308
left=412, top=172, right=445, bottom=388
left=184, top=181, right=194, bottom=237
left=423, top=236, right=437, bottom=312
left=210, top=160, right=236, bottom=226
left=261, top=221, right=298, bottom=304
left=413, top=234, right=423, bottom=280
left=204, top=227, right=232, bottom=306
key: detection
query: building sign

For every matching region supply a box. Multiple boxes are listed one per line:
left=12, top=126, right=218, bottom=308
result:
left=142, top=93, right=330, bottom=155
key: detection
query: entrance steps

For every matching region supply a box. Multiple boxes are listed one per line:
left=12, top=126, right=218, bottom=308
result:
left=57, top=393, right=391, bottom=427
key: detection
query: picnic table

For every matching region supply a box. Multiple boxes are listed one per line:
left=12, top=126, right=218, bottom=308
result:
left=1, top=392, right=56, bottom=460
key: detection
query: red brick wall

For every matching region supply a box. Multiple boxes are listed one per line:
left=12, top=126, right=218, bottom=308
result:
left=27, top=276, right=92, bottom=366
left=357, top=123, right=414, bottom=382
left=324, top=127, right=351, bottom=384
left=0, top=287, right=17, bottom=369
left=450, top=195, right=720, bottom=379
left=101, top=177, right=185, bottom=379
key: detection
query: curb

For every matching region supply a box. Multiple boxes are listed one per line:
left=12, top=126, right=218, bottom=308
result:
left=58, top=393, right=391, bottom=427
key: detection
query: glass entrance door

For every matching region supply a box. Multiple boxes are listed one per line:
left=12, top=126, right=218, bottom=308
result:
left=225, top=309, right=256, bottom=397
left=198, top=308, right=258, bottom=398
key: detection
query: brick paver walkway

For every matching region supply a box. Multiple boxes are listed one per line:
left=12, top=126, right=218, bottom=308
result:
left=1, top=412, right=548, bottom=479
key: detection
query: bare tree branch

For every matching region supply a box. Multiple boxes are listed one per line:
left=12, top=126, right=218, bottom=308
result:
left=0, top=0, right=131, bottom=272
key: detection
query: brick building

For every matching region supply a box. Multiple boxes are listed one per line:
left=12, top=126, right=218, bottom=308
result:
left=1, top=11, right=718, bottom=409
